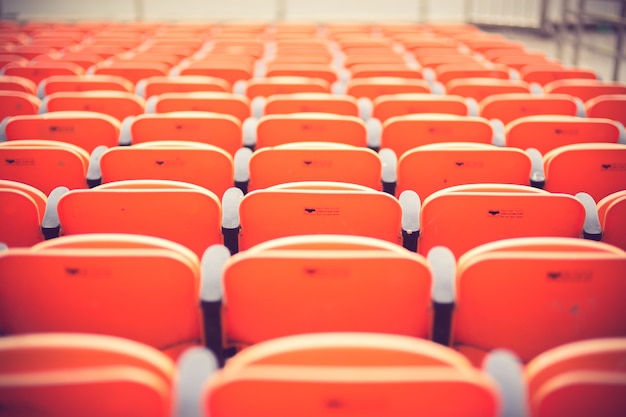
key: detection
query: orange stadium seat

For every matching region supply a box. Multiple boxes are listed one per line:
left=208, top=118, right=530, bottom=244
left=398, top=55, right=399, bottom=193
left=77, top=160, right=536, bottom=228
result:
left=0, top=74, right=37, bottom=94
left=372, top=93, right=473, bottom=122
left=479, top=93, right=581, bottom=124
left=0, top=180, right=50, bottom=246
left=37, top=74, right=134, bottom=96
left=145, top=92, right=251, bottom=122
left=584, top=94, right=626, bottom=126
left=0, top=90, right=41, bottom=119
left=542, top=79, right=626, bottom=102
left=41, top=91, right=145, bottom=122
left=136, top=75, right=231, bottom=98
left=596, top=190, right=626, bottom=251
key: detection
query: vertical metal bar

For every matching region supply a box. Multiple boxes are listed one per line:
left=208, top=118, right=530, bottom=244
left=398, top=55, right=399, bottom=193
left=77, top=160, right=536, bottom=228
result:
left=539, top=0, right=550, bottom=35
left=572, top=0, right=585, bottom=65
left=556, top=0, right=568, bottom=61
left=276, top=0, right=287, bottom=22
left=613, top=0, right=626, bottom=80
left=134, top=0, right=144, bottom=22
left=465, top=0, right=474, bottom=24
left=418, top=0, right=429, bottom=24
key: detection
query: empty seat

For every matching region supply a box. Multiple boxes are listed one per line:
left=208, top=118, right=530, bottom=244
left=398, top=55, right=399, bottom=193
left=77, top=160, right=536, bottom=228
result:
left=417, top=184, right=587, bottom=257
left=145, top=92, right=251, bottom=122
left=0, top=180, right=49, bottom=246
left=447, top=237, right=626, bottom=366
left=228, top=182, right=418, bottom=252
left=372, top=93, right=472, bottom=122
left=597, top=190, right=626, bottom=250
left=525, top=338, right=626, bottom=417
left=393, top=143, right=531, bottom=198
left=242, top=76, right=331, bottom=99
left=136, top=75, right=231, bottom=98
left=505, top=115, right=623, bottom=154
left=251, top=112, right=367, bottom=149
left=54, top=180, right=224, bottom=258
left=89, top=60, right=170, bottom=85
left=0, top=233, right=204, bottom=359
left=0, top=332, right=176, bottom=417
left=260, top=92, right=360, bottom=117
left=245, top=142, right=382, bottom=192
left=41, top=91, right=145, bottom=122
left=585, top=94, right=626, bottom=126
left=345, top=77, right=431, bottom=100
left=0, top=90, right=41, bottom=120
left=0, top=140, right=91, bottom=194
left=381, top=114, right=494, bottom=159
left=177, top=60, right=255, bottom=86
left=541, top=143, right=626, bottom=202
left=2, top=60, right=84, bottom=85
left=2, top=111, right=121, bottom=153
left=444, top=78, right=531, bottom=102
left=194, top=332, right=500, bottom=416
left=99, top=141, right=234, bottom=199
left=435, top=63, right=511, bottom=85
left=264, top=62, right=339, bottom=84
left=520, top=65, right=597, bottom=87
left=479, top=93, right=581, bottom=125
left=37, top=74, right=134, bottom=97
left=121, top=112, right=242, bottom=156
left=0, top=74, right=37, bottom=94
left=542, top=79, right=626, bottom=102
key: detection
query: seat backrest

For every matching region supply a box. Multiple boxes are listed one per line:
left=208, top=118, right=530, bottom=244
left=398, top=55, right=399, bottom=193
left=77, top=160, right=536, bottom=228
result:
left=597, top=190, right=626, bottom=250
left=127, top=111, right=242, bottom=156
left=543, top=143, right=626, bottom=202
left=43, top=91, right=145, bottom=122
left=479, top=93, right=579, bottom=124
left=346, top=76, right=431, bottom=100
left=178, top=60, right=255, bottom=86
left=138, top=75, right=231, bottom=98
left=238, top=182, right=402, bottom=250
left=57, top=180, right=223, bottom=257
left=4, top=111, right=121, bottom=153
left=0, top=233, right=203, bottom=359
left=265, top=63, right=338, bottom=84
left=505, top=115, right=622, bottom=154
left=0, top=90, right=41, bottom=119
left=0, top=74, right=37, bottom=94
left=255, top=112, right=367, bottom=149
left=205, top=332, right=499, bottom=417
left=244, top=76, right=331, bottom=99
left=396, top=143, right=531, bottom=199
left=418, top=184, right=586, bottom=257
left=585, top=94, right=626, bottom=126
left=3, top=60, right=84, bottom=85
left=147, top=92, right=250, bottom=122
left=520, top=65, right=597, bottom=86
left=0, top=332, right=175, bottom=417
left=248, top=142, right=382, bottom=191
left=542, top=79, right=626, bottom=102
left=0, top=140, right=89, bottom=194
left=100, top=141, right=234, bottom=199
left=452, top=237, right=626, bottom=366
left=444, top=78, right=531, bottom=102
left=436, top=62, right=510, bottom=85
left=0, top=179, right=47, bottom=246
left=91, top=60, right=170, bottom=85
left=372, top=93, right=469, bottom=122
left=263, top=93, right=360, bottom=116
left=381, top=114, right=493, bottom=159
left=39, top=74, right=134, bottom=96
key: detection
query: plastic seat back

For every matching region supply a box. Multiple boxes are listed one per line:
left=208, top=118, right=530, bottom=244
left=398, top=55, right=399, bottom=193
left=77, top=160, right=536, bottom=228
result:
left=372, top=93, right=470, bottom=122
left=543, top=143, right=626, bottom=202
left=346, top=77, right=431, bottom=99
left=0, top=234, right=203, bottom=359
left=453, top=238, right=626, bottom=365
left=585, top=94, right=626, bottom=126
left=147, top=92, right=250, bottom=122
left=0, top=91, right=41, bottom=119
left=479, top=93, right=579, bottom=124
left=57, top=180, right=223, bottom=257
left=244, top=76, right=331, bottom=99
left=263, top=93, right=360, bottom=116
left=597, top=190, right=626, bottom=250
left=43, top=91, right=145, bottom=122
left=418, top=185, right=586, bottom=257
left=0, top=180, right=47, bottom=246
left=444, top=78, right=531, bottom=102
left=542, top=79, right=626, bottom=102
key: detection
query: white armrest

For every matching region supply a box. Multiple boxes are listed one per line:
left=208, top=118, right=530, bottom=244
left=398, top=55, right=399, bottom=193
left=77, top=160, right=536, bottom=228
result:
left=174, top=347, right=218, bottom=417
left=483, top=350, right=530, bottom=417
left=200, top=244, right=231, bottom=303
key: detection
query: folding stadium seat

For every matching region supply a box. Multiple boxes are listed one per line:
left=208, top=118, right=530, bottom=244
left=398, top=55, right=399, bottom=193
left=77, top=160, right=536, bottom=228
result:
left=461, top=39, right=526, bottom=55
left=479, top=93, right=581, bottom=125
left=135, top=75, right=231, bottom=98
left=416, top=184, right=588, bottom=258
left=542, top=79, right=626, bottom=102
left=0, top=233, right=204, bottom=359
left=519, top=65, right=597, bottom=87
left=348, top=63, right=423, bottom=80
left=490, top=52, right=558, bottom=71
left=41, top=90, right=145, bottom=121
left=525, top=338, right=626, bottom=417
left=0, top=179, right=57, bottom=246
left=444, top=78, right=531, bottom=102
left=7, top=45, right=58, bottom=60
left=597, top=190, right=626, bottom=251
left=192, top=332, right=501, bottom=417
left=0, top=333, right=175, bottom=417
left=2, top=111, right=121, bottom=153
left=258, top=92, right=360, bottom=118
left=224, top=182, right=419, bottom=253
left=505, top=115, right=623, bottom=154
left=441, top=237, right=626, bottom=366
left=344, top=76, right=431, bottom=100
left=415, top=53, right=482, bottom=71
left=240, top=142, right=382, bottom=192
left=71, top=44, right=130, bottom=59
left=539, top=143, right=626, bottom=202
left=0, top=55, right=28, bottom=71
left=202, top=236, right=433, bottom=356
left=99, top=141, right=234, bottom=199
left=585, top=94, right=626, bottom=126
left=0, top=140, right=93, bottom=194
left=2, top=60, right=85, bottom=85
left=0, top=90, right=41, bottom=119
left=343, top=53, right=407, bottom=69
left=0, top=74, right=37, bottom=94
left=89, top=60, right=171, bottom=85
left=390, top=143, right=532, bottom=198
left=239, top=76, right=331, bottom=99
left=177, top=60, right=255, bottom=86
left=120, top=112, right=242, bottom=156
left=371, top=93, right=474, bottom=122
left=248, top=112, right=367, bottom=150
left=37, top=74, right=135, bottom=97
left=264, top=62, right=339, bottom=85
left=380, top=114, right=494, bottom=159
left=268, top=54, right=333, bottom=65
left=434, top=62, right=511, bottom=85
left=145, top=92, right=251, bottom=123
left=53, top=180, right=224, bottom=258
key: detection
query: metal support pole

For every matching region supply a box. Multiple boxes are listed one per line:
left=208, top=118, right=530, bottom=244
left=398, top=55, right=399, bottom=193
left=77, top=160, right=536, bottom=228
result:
left=276, top=0, right=287, bottom=22
left=572, top=0, right=585, bottom=65
left=134, top=0, right=144, bottom=22
left=613, top=0, right=626, bottom=80
left=418, top=0, right=429, bottom=24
